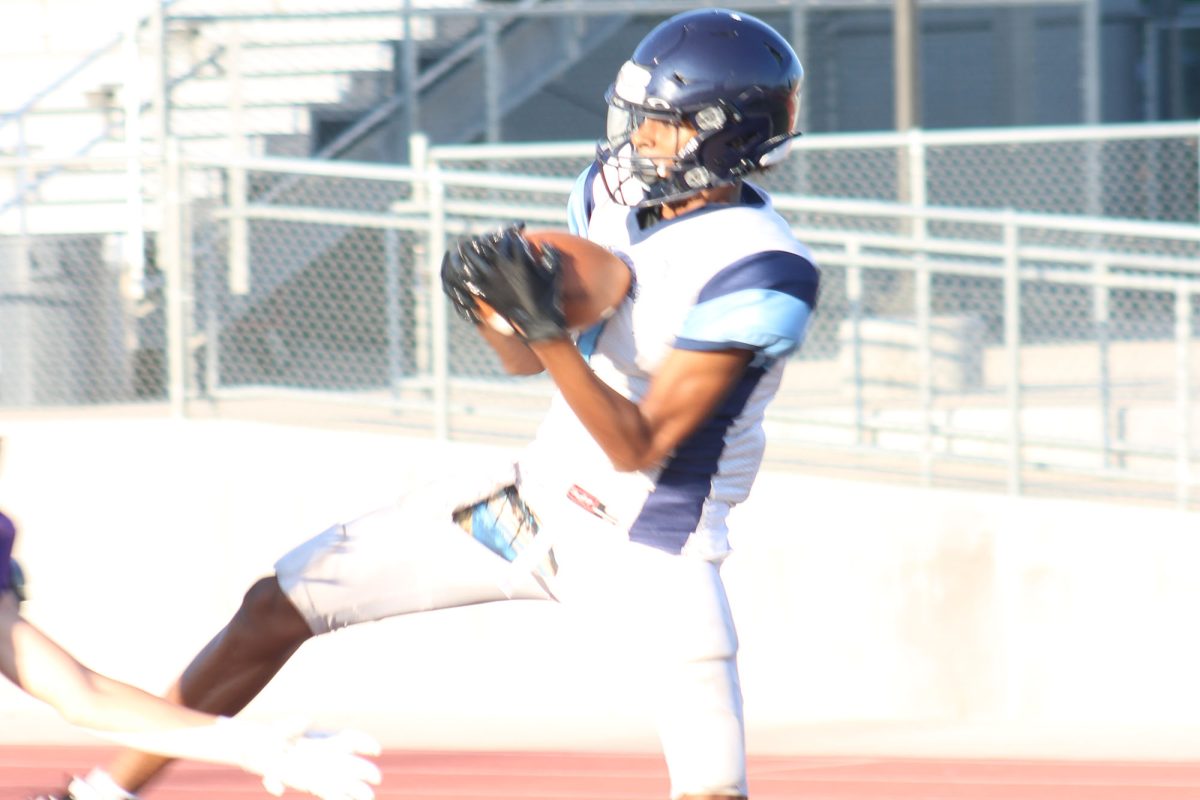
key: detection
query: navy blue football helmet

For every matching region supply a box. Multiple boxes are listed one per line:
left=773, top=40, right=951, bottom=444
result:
left=597, top=8, right=804, bottom=208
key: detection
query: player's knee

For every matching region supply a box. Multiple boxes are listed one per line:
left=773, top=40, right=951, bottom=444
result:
left=231, top=576, right=312, bottom=648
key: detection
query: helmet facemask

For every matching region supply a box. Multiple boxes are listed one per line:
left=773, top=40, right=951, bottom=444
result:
left=598, top=93, right=717, bottom=209
left=596, top=56, right=746, bottom=209
left=596, top=58, right=801, bottom=209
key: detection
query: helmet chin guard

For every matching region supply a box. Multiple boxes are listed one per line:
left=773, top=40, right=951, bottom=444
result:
left=596, top=8, right=804, bottom=209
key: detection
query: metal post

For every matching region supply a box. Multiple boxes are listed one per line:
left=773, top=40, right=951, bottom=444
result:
left=790, top=3, right=811, bottom=209
left=203, top=229, right=221, bottom=401
left=9, top=117, right=35, bottom=404
left=180, top=160, right=198, bottom=402
left=791, top=3, right=810, bottom=136
left=846, top=251, right=865, bottom=446
left=123, top=15, right=146, bottom=302
left=1168, top=11, right=1184, bottom=118
left=1174, top=283, right=1192, bottom=509
left=15, top=120, right=30, bottom=281
left=915, top=221, right=933, bottom=487
left=1144, top=21, right=1159, bottom=120
left=162, top=137, right=187, bottom=417
left=1093, top=259, right=1112, bottom=468
left=1081, top=0, right=1101, bottom=125
left=385, top=223, right=404, bottom=401
left=999, top=8, right=1035, bottom=125
left=894, top=0, right=921, bottom=224
left=908, top=131, right=932, bottom=483
left=1081, top=0, right=1103, bottom=222
left=564, top=0, right=583, bottom=63
left=401, top=0, right=420, bottom=142
left=893, top=0, right=921, bottom=132
left=409, top=133, right=429, bottom=205
left=227, top=23, right=249, bottom=295
left=410, top=133, right=431, bottom=379
left=908, top=130, right=927, bottom=214
left=1003, top=211, right=1022, bottom=494
left=153, top=0, right=170, bottom=148
left=483, top=16, right=502, bottom=143
left=426, top=152, right=449, bottom=440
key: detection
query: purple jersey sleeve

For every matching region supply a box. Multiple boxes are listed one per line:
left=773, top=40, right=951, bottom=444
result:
left=0, top=511, right=15, bottom=594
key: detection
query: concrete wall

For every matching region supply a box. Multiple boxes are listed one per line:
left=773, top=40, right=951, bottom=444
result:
left=1, top=416, right=1198, bottom=757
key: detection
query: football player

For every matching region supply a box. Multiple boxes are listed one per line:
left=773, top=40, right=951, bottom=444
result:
left=0, top=511, right=379, bottom=800
left=54, top=9, right=817, bottom=800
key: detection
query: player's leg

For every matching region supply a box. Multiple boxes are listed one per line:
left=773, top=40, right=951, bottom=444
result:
left=552, top=532, right=747, bottom=799
left=79, top=474, right=551, bottom=799
left=104, top=575, right=313, bottom=793
left=641, top=554, right=746, bottom=800
left=655, top=653, right=747, bottom=800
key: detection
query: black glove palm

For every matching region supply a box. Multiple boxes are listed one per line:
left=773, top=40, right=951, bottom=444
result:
left=447, top=225, right=567, bottom=342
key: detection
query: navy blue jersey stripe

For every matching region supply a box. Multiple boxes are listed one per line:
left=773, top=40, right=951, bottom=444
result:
left=740, top=182, right=768, bottom=207
left=629, top=365, right=767, bottom=553
left=697, top=250, right=819, bottom=309
left=674, top=337, right=754, bottom=352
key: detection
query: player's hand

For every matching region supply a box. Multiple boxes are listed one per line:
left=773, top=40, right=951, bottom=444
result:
left=253, top=724, right=382, bottom=800
left=452, top=225, right=568, bottom=342
left=439, top=223, right=531, bottom=326
left=441, top=239, right=484, bottom=324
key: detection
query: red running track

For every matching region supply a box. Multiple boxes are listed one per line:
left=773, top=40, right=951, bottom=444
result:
left=5, top=746, right=1200, bottom=799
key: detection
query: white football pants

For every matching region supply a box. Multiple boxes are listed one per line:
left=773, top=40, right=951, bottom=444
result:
left=274, top=466, right=746, bottom=798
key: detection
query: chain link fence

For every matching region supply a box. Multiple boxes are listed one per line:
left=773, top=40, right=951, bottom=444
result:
left=2, top=124, right=1199, bottom=508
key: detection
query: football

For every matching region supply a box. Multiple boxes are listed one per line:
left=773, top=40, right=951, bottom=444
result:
left=474, top=229, right=631, bottom=336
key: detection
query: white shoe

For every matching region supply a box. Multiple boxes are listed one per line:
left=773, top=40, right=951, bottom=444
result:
left=32, top=771, right=139, bottom=800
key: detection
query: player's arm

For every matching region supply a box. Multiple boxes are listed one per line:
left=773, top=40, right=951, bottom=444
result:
left=474, top=318, right=544, bottom=375
left=531, top=341, right=751, bottom=471
left=0, top=591, right=216, bottom=733
left=443, top=222, right=744, bottom=468
left=468, top=233, right=816, bottom=471
left=0, top=592, right=380, bottom=800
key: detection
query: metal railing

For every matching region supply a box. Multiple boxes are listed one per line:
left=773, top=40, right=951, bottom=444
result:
left=148, top=134, right=1197, bottom=510
left=2, top=124, right=1197, bottom=510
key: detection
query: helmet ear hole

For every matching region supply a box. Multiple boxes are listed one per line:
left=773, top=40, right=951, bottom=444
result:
left=694, top=106, right=727, bottom=131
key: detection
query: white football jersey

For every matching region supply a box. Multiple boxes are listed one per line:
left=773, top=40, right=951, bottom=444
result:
left=516, top=165, right=819, bottom=561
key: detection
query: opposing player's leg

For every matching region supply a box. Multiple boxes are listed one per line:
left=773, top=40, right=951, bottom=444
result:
left=78, top=470, right=552, bottom=799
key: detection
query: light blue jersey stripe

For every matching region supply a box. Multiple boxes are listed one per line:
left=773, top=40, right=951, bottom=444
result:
left=566, top=164, right=598, bottom=237
left=676, top=288, right=812, bottom=361
left=576, top=323, right=605, bottom=359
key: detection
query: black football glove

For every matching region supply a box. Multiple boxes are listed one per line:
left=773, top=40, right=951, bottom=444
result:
left=453, top=225, right=568, bottom=342
left=440, top=238, right=484, bottom=325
